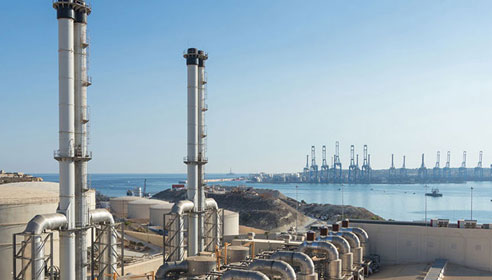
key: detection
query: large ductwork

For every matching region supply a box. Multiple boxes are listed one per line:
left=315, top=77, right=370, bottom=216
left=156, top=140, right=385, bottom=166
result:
left=23, top=214, right=68, bottom=280
left=331, top=231, right=363, bottom=265
left=270, top=251, right=317, bottom=280
left=318, top=236, right=352, bottom=274
left=169, top=200, right=194, bottom=261
left=156, top=260, right=189, bottom=280
left=197, top=50, right=208, bottom=252
left=89, top=209, right=117, bottom=280
left=340, top=227, right=369, bottom=257
left=248, top=259, right=296, bottom=280
left=222, top=269, right=270, bottom=280
left=298, top=241, right=341, bottom=279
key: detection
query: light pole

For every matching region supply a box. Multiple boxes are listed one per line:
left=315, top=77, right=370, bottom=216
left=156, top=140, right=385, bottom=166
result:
left=470, top=186, right=474, bottom=220
left=295, top=185, right=298, bottom=233
left=424, top=185, right=428, bottom=225
left=341, top=184, right=345, bottom=221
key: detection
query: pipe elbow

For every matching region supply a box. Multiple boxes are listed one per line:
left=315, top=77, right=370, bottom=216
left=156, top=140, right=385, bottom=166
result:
left=89, top=209, right=114, bottom=225
left=320, top=236, right=350, bottom=254
left=333, top=231, right=360, bottom=249
left=270, top=251, right=315, bottom=275
left=298, top=241, right=339, bottom=261
left=222, top=269, right=270, bottom=280
left=156, top=261, right=188, bottom=280
left=24, top=213, right=68, bottom=235
left=171, top=200, right=194, bottom=215
left=342, top=227, right=369, bottom=243
left=204, top=198, right=218, bottom=210
left=249, top=259, right=296, bottom=280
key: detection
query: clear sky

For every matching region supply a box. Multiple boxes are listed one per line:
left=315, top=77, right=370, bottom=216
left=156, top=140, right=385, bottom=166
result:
left=1, top=1, right=492, bottom=174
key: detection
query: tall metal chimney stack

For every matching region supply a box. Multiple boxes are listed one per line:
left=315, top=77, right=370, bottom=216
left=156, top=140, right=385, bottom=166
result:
left=183, top=48, right=200, bottom=256
left=73, top=1, right=91, bottom=280
left=52, top=0, right=77, bottom=278
left=197, top=50, right=208, bottom=252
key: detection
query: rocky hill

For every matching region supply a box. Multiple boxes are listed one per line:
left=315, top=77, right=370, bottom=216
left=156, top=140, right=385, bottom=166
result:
left=152, top=186, right=382, bottom=231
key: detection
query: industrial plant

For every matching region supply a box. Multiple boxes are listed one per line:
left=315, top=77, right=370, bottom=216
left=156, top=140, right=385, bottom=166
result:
left=250, top=144, right=492, bottom=184
left=4, top=1, right=492, bottom=280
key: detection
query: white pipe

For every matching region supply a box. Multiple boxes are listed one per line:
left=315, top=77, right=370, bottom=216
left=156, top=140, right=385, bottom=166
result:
left=184, top=48, right=199, bottom=257
left=340, top=227, right=369, bottom=257
left=248, top=259, right=296, bottom=280
left=74, top=3, right=89, bottom=279
left=298, top=241, right=341, bottom=278
left=89, top=209, right=116, bottom=280
left=57, top=10, right=76, bottom=280
left=23, top=213, right=68, bottom=280
left=204, top=198, right=221, bottom=249
left=170, top=200, right=194, bottom=261
left=270, top=251, right=317, bottom=280
left=222, top=269, right=270, bottom=280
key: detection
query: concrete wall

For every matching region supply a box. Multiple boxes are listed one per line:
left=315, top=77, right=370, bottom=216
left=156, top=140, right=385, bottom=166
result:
left=125, top=230, right=163, bottom=248
left=124, top=256, right=163, bottom=276
left=352, top=222, right=492, bottom=272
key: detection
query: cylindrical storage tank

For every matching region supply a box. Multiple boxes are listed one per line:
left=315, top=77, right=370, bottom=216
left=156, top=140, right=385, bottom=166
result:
left=127, top=199, right=170, bottom=220
left=149, top=203, right=174, bottom=226
left=226, top=245, right=250, bottom=263
left=0, top=182, right=60, bottom=280
left=109, top=196, right=146, bottom=218
left=223, top=210, right=239, bottom=236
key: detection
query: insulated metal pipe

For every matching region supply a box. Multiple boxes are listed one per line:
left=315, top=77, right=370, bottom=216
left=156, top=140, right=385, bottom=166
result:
left=248, top=259, right=296, bottom=280
left=73, top=2, right=91, bottom=280
left=23, top=213, right=68, bottom=280
left=204, top=198, right=221, bottom=248
left=340, top=227, right=369, bottom=256
left=222, top=269, right=270, bottom=280
left=170, top=200, right=194, bottom=261
left=89, top=209, right=116, bottom=280
left=53, top=1, right=76, bottom=279
left=184, top=48, right=200, bottom=257
left=155, top=260, right=189, bottom=279
left=270, top=251, right=317, bottom=280
left=298, top=241, right=339, bottom=261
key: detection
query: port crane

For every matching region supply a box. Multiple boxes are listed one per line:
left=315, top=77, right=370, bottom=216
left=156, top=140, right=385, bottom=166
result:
left=459, top=151, right=467, bottom=179
left=332, top=141, right=342, bottom=183
left=389, top=154, right=396, bottom=178
left=321, top=145, right=329, bottom=182
left=474, top=151, right=483, bottom=178
left=443, top=151, right=451, bottom=178
left=310, top=146, right=319, bottom=182
left=433, top=151, right=441, bottom=179
left=400, top=155, right=407, bottom=177
left=418, top=153, right=427, bottom=180
left=348, top=145, right=358, bottom=183
left=361, top=145, right=371, bottom=183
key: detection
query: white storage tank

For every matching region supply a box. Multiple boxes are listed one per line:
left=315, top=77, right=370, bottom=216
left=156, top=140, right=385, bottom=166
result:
left=223, top=209, right=239, bottom=236
left=110, top=196, right=146, bottom=218
left=149, top=202, right=174, bottom=226
left=127, top=199, right=170, bottom=220
left=0, top=182, right=58, bottom=280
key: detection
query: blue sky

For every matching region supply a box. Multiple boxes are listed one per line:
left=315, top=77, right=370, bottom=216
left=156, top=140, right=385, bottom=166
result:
left=1, top=1, right=492, bottom=174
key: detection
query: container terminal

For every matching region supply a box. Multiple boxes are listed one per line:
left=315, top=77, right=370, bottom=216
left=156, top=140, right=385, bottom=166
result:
left=3, top=1, right=492, bottom=280
left=249, top=145, right=492, bottom=184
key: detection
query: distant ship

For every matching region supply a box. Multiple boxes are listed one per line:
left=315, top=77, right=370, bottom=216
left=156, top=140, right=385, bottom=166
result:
left=426, top=188, right=443, bottom=197
left=227, top=168, right=235, bottom=175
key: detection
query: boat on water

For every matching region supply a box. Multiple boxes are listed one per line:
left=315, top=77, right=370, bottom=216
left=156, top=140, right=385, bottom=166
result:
left=426, top=188, right=443, bottom=197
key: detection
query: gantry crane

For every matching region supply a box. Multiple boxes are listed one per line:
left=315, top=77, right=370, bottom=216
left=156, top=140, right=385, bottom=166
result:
left=332, top=141, right=342, bottom=183
left=348, top=145, right=358, bottom=183
left=418, top=153, right=427, bottom=180
left=321, top=145, right=329, bottom=182
left=389, top=154, right=396, bottom=178
left=361, top=145, right=371, bottom=183
left=310, top=146, right=319, bottom=182
left=399, top=155, right=407, bottom=177
left=459, top=151, right=467, bottom=179
left=433, top=151, right=441, bottom=179
left=443, top=151, right=451, bottom=178
left=474, top=151, right=483, bottom=178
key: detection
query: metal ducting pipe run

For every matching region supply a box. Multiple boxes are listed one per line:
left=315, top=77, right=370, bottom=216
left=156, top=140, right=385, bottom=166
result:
left=331, top=231, right=363, bottom=265
left=89, top=209, right=117, bottom=280
left=23, top=213, right=68, bottom=280
left=298, top=241, right=341, bottom=279
left=222, top=269, right=270, bottom=280
left=248, top=259, right=296, bottom=280
left=169, top=200, right=194, bottom=261
left=318, top=236, right=352, bottom=274
left=155, top=260, right=189, bottom=280
left=341, top=227, right=369, bottom=256
left=270, top=251, right=317, bottom=280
